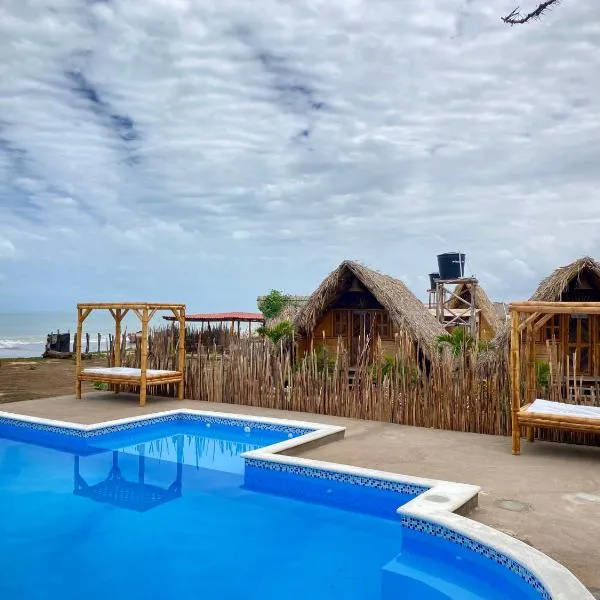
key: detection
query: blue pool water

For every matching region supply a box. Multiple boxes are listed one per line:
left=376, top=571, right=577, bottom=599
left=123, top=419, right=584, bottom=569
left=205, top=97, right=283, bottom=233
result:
left=0, top=417, right=546, bottom=600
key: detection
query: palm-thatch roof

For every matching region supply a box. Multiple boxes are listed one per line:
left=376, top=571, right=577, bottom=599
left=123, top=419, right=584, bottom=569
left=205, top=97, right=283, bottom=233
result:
left=493, top=302, right=508, bottom=321
left=294, top=260, right=446, bottom=356
left=530, top=256, right=600, bottom=301
left=493, top=256, right=600, bottom=348
left=256, top=295, right=309, bottom=328
left=447, top=282, right=503, bottom=336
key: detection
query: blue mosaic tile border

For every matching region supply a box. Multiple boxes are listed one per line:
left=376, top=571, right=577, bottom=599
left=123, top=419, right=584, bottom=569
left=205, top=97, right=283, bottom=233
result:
left=245, top=457, right=430, bottom=496
left=178, top=413, right=312, bottom=437
left=401, top=516, right=551, bottom=600
left=0, top=413, right=313, bottom=440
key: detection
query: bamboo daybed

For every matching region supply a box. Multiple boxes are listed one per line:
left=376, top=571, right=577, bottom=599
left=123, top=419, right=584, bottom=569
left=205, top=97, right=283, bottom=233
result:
left=510, top=301, right=600, bottom=455
left=76, top=303, right=186, bottom=407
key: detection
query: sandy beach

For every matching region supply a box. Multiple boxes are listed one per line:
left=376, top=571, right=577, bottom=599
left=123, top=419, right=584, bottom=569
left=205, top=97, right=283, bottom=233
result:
left=0, top=357, right=106, bottom=404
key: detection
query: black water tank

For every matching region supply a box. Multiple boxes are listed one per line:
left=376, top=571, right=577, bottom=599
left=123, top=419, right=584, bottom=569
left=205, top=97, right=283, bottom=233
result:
left=429, top=273, right=440, bottom=290
left=437, top=253, right=465, bottom=280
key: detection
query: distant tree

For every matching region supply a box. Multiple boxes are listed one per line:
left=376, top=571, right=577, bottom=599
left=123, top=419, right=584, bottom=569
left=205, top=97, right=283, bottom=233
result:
left=502, top=0, right=560, bottom=25
left=257, top=290, right=290, bottom=320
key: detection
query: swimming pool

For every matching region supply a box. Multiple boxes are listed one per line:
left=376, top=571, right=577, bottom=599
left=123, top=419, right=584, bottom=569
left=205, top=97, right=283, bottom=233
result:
left=0, top=410, right=591, bottom=600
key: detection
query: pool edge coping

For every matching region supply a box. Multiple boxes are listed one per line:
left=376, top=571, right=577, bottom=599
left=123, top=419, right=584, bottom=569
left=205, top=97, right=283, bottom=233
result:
left=0, top=407, right=592, bottom=600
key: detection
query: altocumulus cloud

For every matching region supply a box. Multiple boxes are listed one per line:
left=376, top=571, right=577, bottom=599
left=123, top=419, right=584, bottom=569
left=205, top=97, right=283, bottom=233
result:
left=1, top=0, right=600, bottom=310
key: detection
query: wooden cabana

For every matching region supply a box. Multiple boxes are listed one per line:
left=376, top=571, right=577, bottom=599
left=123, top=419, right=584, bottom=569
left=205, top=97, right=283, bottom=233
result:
left=510, top=300, right=600, bottom=455
left=76, top=303, right=186, bottom=407
left=164, top=311, right=264, bottom=336
left=294, top=261, right=446, bottom=365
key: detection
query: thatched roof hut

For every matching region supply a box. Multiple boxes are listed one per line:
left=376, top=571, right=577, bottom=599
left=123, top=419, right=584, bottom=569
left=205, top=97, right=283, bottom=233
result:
left=530, top=256, right=600, bottom=301
left=493, top=302, right=509, bottom=322
left=294, top=260, right=446, bottom=357
left=493, top=256, right=600, bottom=348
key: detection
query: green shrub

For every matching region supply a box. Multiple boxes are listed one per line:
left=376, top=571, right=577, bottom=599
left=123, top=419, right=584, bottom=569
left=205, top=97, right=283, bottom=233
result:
left=369, top=355, right=419, bottom=384
left=258, top=290, right=291, bottom=320
left=313, top=344, right=335, bottom=374
left=436, top=327, right=476, bottom=357
left=93, top=381, right=109, bottom=391
left=267, top=320, right=295, bottom=344
left=535, top=360, right=550, bottom=388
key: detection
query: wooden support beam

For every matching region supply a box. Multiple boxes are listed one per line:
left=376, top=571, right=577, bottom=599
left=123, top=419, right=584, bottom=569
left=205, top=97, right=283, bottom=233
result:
left=511, top=309, right=521, bottom=455
left=78, top=303, right=185, bottom=309
left=75, top=307, right=83, bottom=399
left=114, top=308, right=122, bottom=394
left=139, top=307, right=149, bottom=407
left=518, top=311, right=540, bottom=333
left=510, top=301, right=600, bottom=315
left=532, top=313, right=553, bottom=333
left=177, top=309, right=185, bottom=401
left=470, top=282, right=477, bottom=339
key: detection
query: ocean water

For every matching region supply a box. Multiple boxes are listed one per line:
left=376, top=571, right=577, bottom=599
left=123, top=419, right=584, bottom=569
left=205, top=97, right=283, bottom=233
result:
left=0, top=311, right=144, bottom=359
left=0, top=418, right=545, bottom=600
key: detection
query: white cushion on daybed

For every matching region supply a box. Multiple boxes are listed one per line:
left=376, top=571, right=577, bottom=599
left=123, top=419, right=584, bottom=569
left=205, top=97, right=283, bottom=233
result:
left=526, top=399, right=600, bottom=420
left=82, top=367, right=178, bottom=379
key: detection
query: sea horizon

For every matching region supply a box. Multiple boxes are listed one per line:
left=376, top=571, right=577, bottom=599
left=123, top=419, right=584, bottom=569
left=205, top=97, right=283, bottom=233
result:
left=0, top=310, right=143, bottom=359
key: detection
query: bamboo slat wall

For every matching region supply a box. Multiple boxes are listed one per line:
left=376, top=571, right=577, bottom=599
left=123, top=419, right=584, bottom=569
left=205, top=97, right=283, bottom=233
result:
left=111, top=326, right=600, bottom=446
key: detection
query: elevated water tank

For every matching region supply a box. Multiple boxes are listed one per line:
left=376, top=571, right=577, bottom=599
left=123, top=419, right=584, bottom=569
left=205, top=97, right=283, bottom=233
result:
left=437, top=253, right=465, bottom=280
left=428, top=273, right=440, bottom=290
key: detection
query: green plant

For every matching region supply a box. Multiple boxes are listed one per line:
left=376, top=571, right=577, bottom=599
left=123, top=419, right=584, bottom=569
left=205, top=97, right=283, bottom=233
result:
left=258, top=290, right=291, bottom=320
left=257, top=320, right=295, bottom=345
left=93, top=381, right=109, bottom=391
left=535, top=360, right=550, bottom=388
left=256, top=325, right=267, bottom=337
left=266, top=320, right=295, bottom=344
left=369, top=355, right=419, bottom=384
left=313, top=344, right=335, bottom=374
left=436, top=327, right=476, bottom=357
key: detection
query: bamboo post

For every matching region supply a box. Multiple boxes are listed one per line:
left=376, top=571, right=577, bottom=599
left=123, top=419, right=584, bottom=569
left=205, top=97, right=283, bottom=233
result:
left=75, top=307, right=83, bottom=399
left=511, top=309, right=522, bottom=455
left=470, top=282, right=477, bottom=339
left=140, top=307, right=149, bottom=407
left=114, top=308, right=122, bottom=394
left=177, top=308, right=185, bottom=400
left=526, top=322, right=535, bottom=443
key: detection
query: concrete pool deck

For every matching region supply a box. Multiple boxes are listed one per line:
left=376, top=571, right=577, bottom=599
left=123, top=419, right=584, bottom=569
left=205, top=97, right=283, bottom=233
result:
left=3, top=392, right=600, bottom=596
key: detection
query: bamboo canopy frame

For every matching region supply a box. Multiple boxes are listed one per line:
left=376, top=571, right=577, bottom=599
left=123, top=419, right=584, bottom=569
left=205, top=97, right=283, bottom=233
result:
left=509, top=300, right=600, bottom=455
left=75, top=303, right=186, bottom=406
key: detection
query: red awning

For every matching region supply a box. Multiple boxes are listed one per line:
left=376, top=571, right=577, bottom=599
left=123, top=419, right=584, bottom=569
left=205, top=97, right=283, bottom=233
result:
left=164, top=312, right=264, bottom=323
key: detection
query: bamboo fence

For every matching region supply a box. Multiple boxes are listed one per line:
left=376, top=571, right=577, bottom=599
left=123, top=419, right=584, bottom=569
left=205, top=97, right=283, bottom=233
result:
left=108, top=326, right=600, bottom=446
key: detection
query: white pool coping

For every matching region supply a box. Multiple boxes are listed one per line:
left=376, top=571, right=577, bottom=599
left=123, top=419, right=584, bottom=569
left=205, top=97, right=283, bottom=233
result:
left=0, top=408, right=592, bottom=600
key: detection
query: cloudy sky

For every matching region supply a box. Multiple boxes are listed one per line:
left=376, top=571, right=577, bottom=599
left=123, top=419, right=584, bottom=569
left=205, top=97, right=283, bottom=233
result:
left=1, top=0, right=599, bottom=312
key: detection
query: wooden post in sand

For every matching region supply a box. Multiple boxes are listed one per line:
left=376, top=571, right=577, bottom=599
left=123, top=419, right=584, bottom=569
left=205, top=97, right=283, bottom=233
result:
left=177, top=308, right=186, bottom=401
left=139, top=307, right=149, bottom=407
left=510, top=308, right=521, bottom=455
left=75, top=307, right=83, bottom=399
